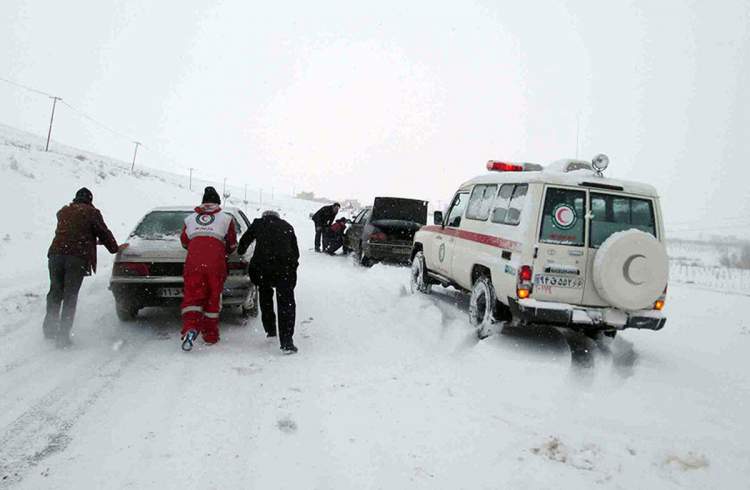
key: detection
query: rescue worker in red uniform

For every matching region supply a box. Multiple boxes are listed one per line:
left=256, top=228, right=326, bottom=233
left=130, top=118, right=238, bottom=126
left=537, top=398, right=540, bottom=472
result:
left=179, top=187, right=237, bottom=351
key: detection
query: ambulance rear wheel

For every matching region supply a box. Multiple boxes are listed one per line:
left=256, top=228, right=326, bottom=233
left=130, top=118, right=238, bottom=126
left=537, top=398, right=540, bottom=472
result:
left=410, top=251, right=432, bottom=294
left=469, top=276, right=498, bottom=339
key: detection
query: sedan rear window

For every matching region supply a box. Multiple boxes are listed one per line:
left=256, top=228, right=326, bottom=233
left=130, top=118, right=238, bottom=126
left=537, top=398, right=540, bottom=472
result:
left=590, top=193, right=656, bottom=247
left=133, top=211, right=190, bottom=238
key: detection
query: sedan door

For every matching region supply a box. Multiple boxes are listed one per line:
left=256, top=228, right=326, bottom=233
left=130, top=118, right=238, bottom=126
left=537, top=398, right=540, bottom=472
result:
left=347, top=208, right=370, bottom=254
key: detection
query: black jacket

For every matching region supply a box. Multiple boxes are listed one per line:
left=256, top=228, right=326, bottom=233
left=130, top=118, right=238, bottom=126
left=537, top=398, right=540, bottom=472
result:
left=238, top=215, right=299, bottom=278
left=311, top=204, right=338, bottom=226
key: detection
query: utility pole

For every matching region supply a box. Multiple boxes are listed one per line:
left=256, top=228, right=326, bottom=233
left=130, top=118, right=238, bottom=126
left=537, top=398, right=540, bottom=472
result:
left=130, top=141, right=142, bottom=172
left=575, top=114, right=581, bottom=159
left=188, top=167, right=195, bottom=190
left=222, top=177, right=227, bottom=199
left=45, top=96, right=62, bottom=152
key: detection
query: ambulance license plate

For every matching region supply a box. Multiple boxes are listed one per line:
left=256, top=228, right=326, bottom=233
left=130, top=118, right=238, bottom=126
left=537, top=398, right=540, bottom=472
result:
left=158, top=287, right=183, bottom=298
left=534, top=275, right=583, bottom=289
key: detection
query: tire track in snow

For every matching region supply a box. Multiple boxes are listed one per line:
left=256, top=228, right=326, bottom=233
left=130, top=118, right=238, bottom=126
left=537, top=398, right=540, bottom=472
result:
left=0, top=344, right=144, bottom=486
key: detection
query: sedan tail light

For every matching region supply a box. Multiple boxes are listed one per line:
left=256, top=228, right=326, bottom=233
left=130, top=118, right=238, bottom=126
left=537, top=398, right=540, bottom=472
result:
left=113, top=262, right=150, bottom=276
left=369, top=231, right=387, bottom=242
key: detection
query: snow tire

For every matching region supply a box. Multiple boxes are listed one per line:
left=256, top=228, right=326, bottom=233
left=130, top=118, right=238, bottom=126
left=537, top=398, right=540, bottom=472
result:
left=115, top=301, right=138, bottom=322
left=469, top=276, right=498, bottom=339
left=410, top=251, right=433, bottom=294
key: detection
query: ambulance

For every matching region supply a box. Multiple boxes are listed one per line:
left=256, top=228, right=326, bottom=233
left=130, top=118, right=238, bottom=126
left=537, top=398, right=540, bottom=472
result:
left=410, top=155, right=669, bottom=338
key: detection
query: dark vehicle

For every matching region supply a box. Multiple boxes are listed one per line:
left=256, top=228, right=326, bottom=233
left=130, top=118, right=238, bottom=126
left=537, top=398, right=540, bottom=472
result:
left=344, top=197, right=428, bottom=266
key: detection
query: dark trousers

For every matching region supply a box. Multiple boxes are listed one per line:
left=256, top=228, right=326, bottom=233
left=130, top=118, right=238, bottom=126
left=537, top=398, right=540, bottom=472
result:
left=257, top=271, right=297, bottom=347
left=314, top=225, right=323, bottom=251
left=43, top=255, right=88, bottom=338
left=324, top=234, right=343, bottom=254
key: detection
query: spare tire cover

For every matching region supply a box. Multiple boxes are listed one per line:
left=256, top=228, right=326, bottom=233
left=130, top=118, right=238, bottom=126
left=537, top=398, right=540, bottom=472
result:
left=593, top=230, right=668, bottom=311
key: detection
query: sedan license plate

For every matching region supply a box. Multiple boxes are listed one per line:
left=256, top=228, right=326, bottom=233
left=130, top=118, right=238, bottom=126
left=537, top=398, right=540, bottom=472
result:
left=158, top=287, right=183, bottom=298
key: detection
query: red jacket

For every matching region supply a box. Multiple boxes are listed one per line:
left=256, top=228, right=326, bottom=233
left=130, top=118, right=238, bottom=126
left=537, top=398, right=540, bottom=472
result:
left=330, top=221, right=346, bottom=234
left=180, top=204, right=237, bottom=271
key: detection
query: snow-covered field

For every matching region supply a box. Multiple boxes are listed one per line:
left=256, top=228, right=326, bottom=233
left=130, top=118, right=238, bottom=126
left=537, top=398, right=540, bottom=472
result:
left=1, top=126, right=749, bottom=489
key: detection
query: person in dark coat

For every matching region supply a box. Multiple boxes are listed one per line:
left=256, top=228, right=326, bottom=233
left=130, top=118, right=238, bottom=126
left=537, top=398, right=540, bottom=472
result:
left=324, top=218, right=348, bottom=255
left=44, top=188, right=119, bottom=347
left=238, top=210, right=300, bottom=353
left=311, top=202, right=340, bottom=252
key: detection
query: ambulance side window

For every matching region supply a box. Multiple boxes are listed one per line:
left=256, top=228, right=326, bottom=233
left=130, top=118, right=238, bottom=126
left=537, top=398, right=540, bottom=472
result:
left=491, top=184, right=515, bottom=224
left=505, top=184, right=528, bottom=225
left=466, top=184, right=497, bottom=221
left=491, top=184, right=527, bottom=225
left=446, top=192, right=470, bottom=228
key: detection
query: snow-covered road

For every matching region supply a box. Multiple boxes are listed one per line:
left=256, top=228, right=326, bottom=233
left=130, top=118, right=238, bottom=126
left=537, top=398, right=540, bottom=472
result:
left=1, top=244, right=748, bottom=489
left=1, top=126, right=749, bottom=488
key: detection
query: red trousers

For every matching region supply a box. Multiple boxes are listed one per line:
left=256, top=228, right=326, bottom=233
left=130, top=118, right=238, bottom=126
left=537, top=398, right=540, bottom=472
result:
left=181, top=262, right=226, bottom=344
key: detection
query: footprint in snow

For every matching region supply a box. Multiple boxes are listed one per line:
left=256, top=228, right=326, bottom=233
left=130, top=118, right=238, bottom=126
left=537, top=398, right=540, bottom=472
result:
left=277, top=417, right=298, bottom=434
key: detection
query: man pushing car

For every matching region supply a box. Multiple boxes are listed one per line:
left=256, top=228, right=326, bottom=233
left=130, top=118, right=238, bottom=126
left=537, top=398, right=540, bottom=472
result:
left=179, top=186, right=237, bottom=351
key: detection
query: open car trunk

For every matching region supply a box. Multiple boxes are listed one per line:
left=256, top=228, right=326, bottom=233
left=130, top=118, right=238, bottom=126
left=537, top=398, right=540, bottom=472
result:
left=371, top=197, right=428, bottom=242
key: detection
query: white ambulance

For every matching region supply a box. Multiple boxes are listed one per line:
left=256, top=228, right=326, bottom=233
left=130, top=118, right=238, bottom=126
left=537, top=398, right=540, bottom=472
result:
left=410, top=155, right=669, bottom=338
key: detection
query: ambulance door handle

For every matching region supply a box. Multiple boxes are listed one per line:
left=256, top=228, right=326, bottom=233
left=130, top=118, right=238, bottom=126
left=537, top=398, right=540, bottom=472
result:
left=568, top=250, right=583, bottom=257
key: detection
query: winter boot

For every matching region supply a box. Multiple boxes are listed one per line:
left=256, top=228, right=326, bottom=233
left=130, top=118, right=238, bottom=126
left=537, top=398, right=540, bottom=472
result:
left=181, top=329, right=199, bottom=352
left=55, top=331, right=73, bottom=349
left=280, top=342, right=298, bottom=354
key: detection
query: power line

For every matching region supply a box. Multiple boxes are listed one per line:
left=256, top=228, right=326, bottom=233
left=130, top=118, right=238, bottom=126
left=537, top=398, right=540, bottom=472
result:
left=59, top=99, right=136, bottom=142
left=0, top=76, right=54, bottom=98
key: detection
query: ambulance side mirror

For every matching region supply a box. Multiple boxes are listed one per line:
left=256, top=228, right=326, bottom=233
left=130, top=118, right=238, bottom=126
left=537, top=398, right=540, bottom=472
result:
left=433, top=211, right=444, bottom=226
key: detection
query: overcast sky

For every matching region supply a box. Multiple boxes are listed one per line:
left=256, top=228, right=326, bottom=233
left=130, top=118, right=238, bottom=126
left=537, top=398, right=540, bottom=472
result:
left=1, top=0, right=749, bottom=237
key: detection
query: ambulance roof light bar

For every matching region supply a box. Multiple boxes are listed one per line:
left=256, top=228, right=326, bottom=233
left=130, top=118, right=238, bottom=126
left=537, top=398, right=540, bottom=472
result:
left=486, top=160, right=543, bottom=172
left=487, top=161, right=523, bottom=172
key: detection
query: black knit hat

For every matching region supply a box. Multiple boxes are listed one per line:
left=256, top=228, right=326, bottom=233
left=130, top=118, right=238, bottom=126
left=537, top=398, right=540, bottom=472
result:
left=73, top=187, right=93, bottom=204
left=202, top=186, right=221, bottom=205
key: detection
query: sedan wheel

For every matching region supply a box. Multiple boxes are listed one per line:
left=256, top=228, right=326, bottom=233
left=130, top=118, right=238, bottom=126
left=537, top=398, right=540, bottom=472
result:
left=357, top=243, right=373, bottom=267
left=115, top=301, right=138, bottom=322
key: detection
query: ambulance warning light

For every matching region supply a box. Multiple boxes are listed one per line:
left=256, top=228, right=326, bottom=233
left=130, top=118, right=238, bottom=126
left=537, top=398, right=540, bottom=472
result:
left=487, top=161, right=524, bottom=172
